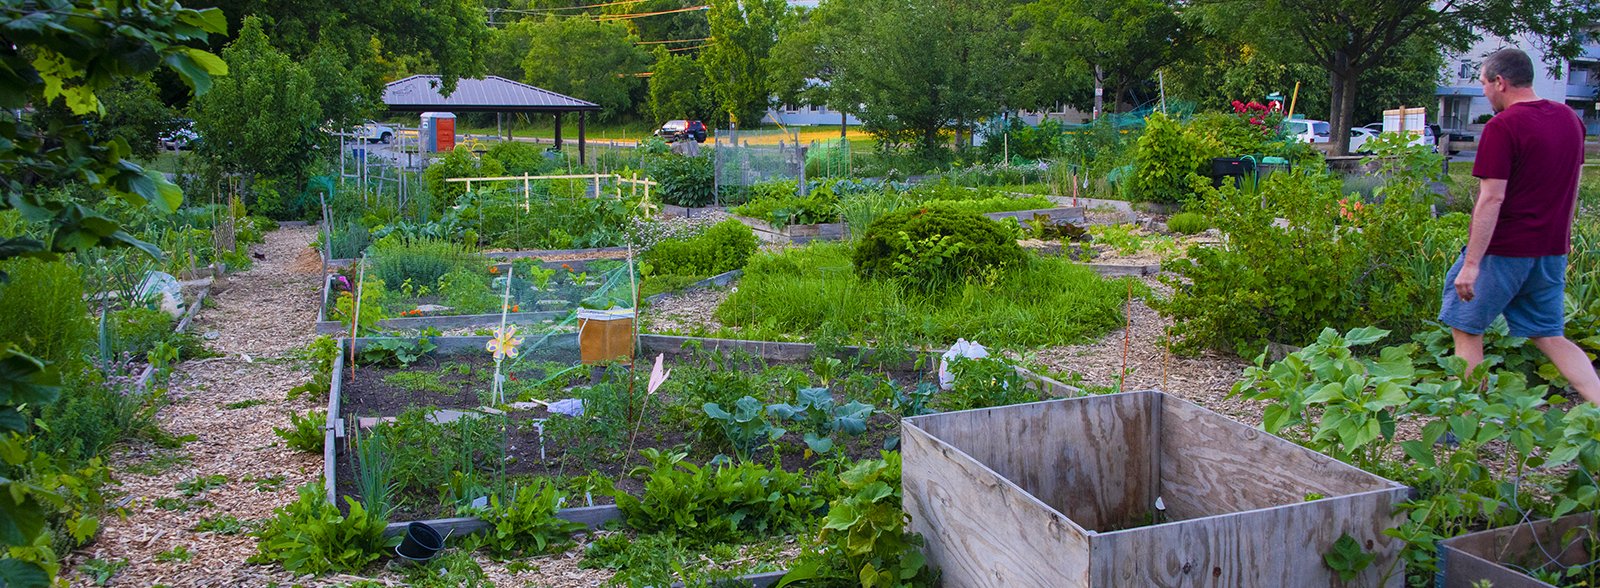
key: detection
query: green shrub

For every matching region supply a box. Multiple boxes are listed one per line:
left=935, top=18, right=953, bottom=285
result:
left=486, top=140, right=557, bottom=176
left=646, top=154, right=715, bottom=207
left=366, top=237, right=484, bottom=293
left=108, top=307, right=174, bottom=360
left=1165, top=212, right=1210, bottom=235
left=0, top=259, right=92, bottom=367
left=250, top=483, right=396, bottom=574
left=325, top=220, right=370, bottom=259
left=37, top=370, right=152, bottom=463
left=1157, top=169, right=1452, bottom=355
left=425, top=147, right=506, bottom=207
left=852, top=207, right=1024, bottom=289
left=937, top=357, right=1041, bottom=411
left=463, top=189, right=633, bottom=250
left=729, top=181, right=840, bottom=228
left=782, top=452, right=935, bottom=587
left=643, top=219, right=759, bottom=278
left=1124, top=112, right=1214, bottom=204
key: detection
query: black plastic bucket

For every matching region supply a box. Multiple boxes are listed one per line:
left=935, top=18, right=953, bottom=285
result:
left=395, top=522, right=443, bottom=561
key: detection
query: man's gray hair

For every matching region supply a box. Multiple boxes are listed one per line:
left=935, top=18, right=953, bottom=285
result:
left=1482, top=48, right=1534, bottom=88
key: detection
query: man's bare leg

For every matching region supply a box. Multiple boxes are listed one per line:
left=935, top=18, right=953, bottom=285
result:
left=1532, top=336, right=1600, bottom=404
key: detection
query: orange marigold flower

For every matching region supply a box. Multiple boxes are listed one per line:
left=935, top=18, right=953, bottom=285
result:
left=561, top=263, right=572, bottom=271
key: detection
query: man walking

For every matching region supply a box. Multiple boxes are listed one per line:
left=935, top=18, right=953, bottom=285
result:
left=1440, top=47, right=1600, bottom=404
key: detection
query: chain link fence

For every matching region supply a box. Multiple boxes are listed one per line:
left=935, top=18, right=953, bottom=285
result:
left=712, top=127, right=856, bottom=203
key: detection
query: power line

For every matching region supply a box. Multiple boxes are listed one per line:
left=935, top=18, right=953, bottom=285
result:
left=635, top=37, right=712, bottom=44
left=595, top=5, right=708, bottom=21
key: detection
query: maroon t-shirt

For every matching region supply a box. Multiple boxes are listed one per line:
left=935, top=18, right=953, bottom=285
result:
left=1472, top=99, right=1586, bottom=257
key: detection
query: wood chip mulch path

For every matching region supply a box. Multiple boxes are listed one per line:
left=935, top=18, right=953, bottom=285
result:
left=64, top=225, right=624, bottom=587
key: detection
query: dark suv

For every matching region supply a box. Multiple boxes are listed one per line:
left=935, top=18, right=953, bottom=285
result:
left=654, top=120, right=707, bottom=143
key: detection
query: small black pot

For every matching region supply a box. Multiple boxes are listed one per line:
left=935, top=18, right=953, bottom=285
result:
left=395, top=522, right=443, bottom=561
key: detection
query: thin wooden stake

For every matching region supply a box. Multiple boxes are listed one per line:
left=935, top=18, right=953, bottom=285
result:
left=1120, top=280, right=1132, bottom=391
left=348, top=260, right=366, bottom=384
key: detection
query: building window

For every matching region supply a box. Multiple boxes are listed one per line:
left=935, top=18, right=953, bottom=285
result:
left=1458, top=60, right=1475, bottom=80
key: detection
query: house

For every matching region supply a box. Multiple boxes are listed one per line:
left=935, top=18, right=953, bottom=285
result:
left=1437, top=28, right=1600, bottom=135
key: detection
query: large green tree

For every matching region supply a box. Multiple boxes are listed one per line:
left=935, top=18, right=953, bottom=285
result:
left=648, top=48, right=717, bottom=124
left=196, top=0, right=492, bottom=96
left=766, top=2, right=864, bottom=131
left=1193, top=0, right=1596, bottom=154
left=520, top=16, right=650, bottom=120
left=703, top=0, right=785, bottom=126
left=1011, top=0, right=1189, bottom=115
left=192, top=17, right=323, bottom=190
left=807, top=0, right=1020, bottom=152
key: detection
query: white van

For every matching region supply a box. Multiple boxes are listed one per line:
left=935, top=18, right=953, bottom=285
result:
left=1284, top=119, right=1331, bottom=143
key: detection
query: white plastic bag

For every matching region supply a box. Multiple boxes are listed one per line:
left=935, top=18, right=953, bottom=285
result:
left=939, top=338, right=989, bottom=390
left=137, top=271, right=185, bottom=318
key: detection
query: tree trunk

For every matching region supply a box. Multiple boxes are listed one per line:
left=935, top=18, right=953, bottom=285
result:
left=1326, top=50, right=1359, bottom=156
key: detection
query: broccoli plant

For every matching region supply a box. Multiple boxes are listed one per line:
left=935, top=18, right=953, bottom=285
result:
left=769, top=387, right=873, bottom=455
left=703, top=396, right=785, bottom=462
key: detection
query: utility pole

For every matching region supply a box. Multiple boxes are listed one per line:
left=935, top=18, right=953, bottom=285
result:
left=1093, top=65, right=1104, bottom=120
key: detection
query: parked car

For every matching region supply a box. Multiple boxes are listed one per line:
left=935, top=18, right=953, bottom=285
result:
left=354, top=120, right=397, bottom=144
left=159, top=119, right=199, bottom=150
left=1348, top=127, right=1379, bottom=154
left=1284, top=119, right=1331, bottom=143
left=1361, top=121, right=1440, bottom=153
left=654, top=120, right=708, bottom=143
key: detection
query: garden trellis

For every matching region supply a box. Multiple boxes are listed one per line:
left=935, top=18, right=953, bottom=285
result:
left=444, top=172, right=659, bottom=212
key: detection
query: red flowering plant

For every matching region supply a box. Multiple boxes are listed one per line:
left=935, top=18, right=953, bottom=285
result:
left=1230, top=100, right=1286, bottom=137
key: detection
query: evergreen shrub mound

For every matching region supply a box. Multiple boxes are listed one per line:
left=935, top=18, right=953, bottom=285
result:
left=852, top=207, right=1024, bottom=288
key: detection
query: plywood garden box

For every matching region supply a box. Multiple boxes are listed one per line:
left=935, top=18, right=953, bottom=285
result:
left=1439, top=512, right=1597, bottom=587
left=901, top=390, right=1410, bottom=587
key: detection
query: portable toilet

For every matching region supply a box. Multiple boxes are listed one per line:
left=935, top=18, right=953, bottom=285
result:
left=419, top=112, right=456, bottom=153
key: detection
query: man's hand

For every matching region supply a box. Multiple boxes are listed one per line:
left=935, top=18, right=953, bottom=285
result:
left=1455, top=264, right=1479, bottom=301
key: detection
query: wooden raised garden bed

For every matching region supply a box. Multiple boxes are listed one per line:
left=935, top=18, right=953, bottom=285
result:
left=1439, top=512, right=1598, bottom=587
left=901, top=390, right=1410, bottom=587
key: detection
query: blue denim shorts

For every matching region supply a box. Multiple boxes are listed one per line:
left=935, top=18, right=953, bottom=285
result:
left=1439, top=248, right=1567, bottom=337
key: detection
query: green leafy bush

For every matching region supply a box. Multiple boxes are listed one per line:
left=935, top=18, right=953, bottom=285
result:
left=0, top=259, right=92, bottom=368
left=425, top=147, right=506, bottom=206
left=1124, top=112, right=1213, bottom=204
left=782, top=452, right=935, bottom=588
left=1157, top=169, right=1452, bottom=355
left=1165, top=212, right=1209, bottom=235
left=853, top=207, right=1024, bottom=289
left=646, top=154, right=715, bottom=207
left=613, top=449, right=821, bottom=544
left=107, top=307, right=174, bottom=360
left=250, top=483, right=396, bottom=574
left=643, top=219, right=759, bottom=278
left=730, top=181, right=840, bottom=228
left=936, top=357, right=1040, bottom=412
left=473, top=480, right=587, bottom=557
left=367, top=237, right=484, bottom=293
left=458, top=188, right=633, bottom=250
left=273, top=409, right=325, bottom=453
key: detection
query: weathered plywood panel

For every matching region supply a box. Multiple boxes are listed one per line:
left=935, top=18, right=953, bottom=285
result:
left=909, top=392, right=1155, bottom=532
left=1090, top=488, right=1407, bottom=587
left=902, top=422, right=1091, bottom=587
left=1440, top=512, right=1594, bottom=588
left=1158, top=397, right=1400, bottom=520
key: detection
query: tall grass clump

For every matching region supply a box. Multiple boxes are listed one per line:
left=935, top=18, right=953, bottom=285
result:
left=366, top=236, right=485, bottom=291
left=0, top=258, right=93, bottom=367
left=716, top=242, right=1130, bottom=348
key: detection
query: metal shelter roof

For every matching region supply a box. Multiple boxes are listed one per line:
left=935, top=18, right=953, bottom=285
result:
left=383, top=75, right=601, bottom=113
